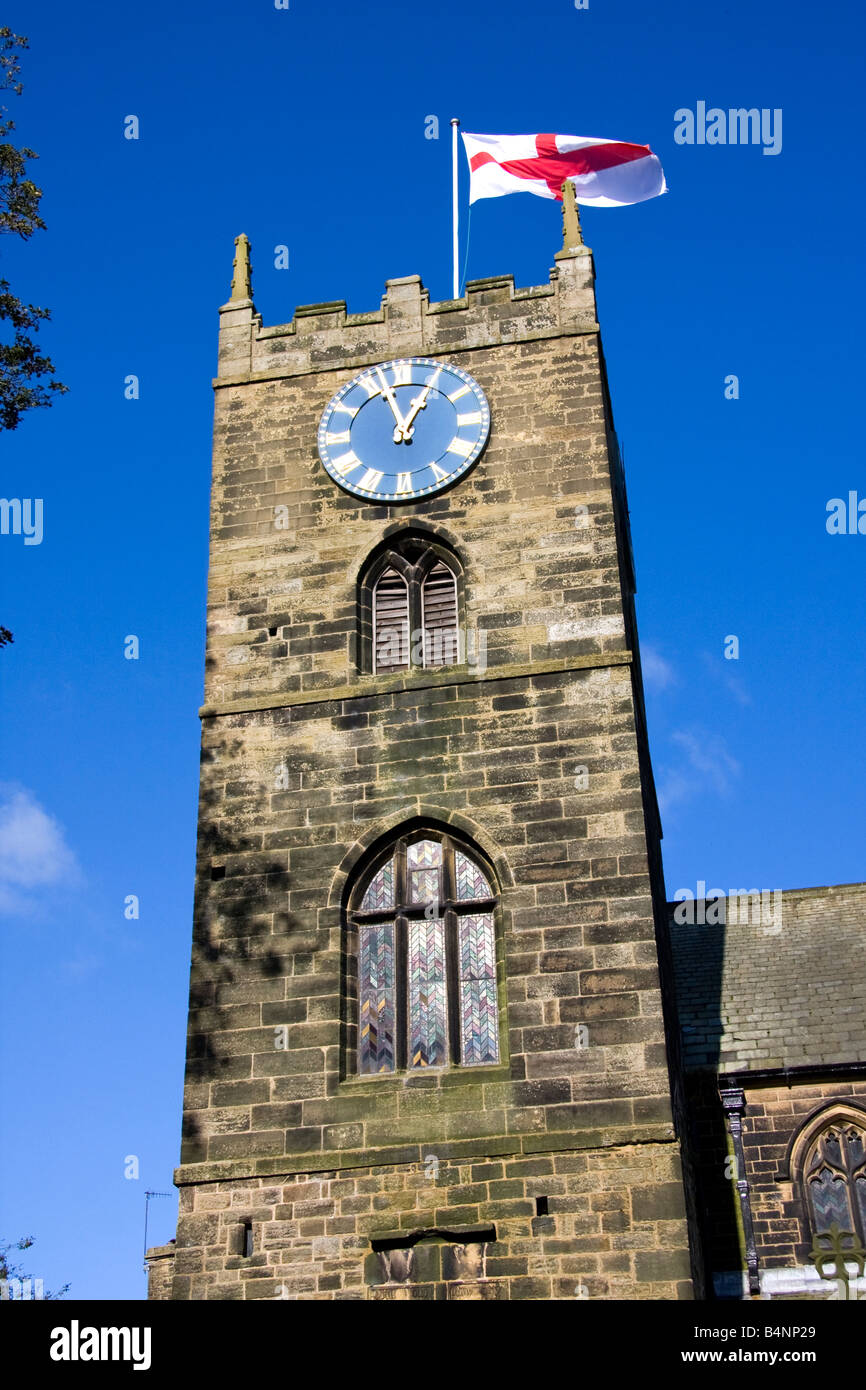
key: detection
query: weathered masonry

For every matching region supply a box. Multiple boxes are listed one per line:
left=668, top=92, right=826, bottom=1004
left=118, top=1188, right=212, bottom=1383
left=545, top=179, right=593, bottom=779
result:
left=153, top=204, right=700, bottom=1300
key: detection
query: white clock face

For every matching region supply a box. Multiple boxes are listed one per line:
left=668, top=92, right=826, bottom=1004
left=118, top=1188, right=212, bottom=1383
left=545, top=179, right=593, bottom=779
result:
left=317, top=357, right=490, bottom=502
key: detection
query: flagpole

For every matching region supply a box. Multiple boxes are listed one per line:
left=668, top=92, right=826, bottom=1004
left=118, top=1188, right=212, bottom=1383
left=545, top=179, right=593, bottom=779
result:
left=451, top=118, right=460, bottom=299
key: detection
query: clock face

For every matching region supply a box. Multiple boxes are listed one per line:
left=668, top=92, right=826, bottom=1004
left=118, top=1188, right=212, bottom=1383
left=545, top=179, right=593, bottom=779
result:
left=317, top=357, right=490, bottom=502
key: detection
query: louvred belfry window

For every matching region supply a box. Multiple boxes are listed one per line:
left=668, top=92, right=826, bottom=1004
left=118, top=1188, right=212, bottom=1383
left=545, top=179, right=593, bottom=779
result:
left=421, top=561, right=458, bottom=668
left=353, top=834, right=500, bottom=1075
left=805, top=1121, right=866, bottom=1245
left=367, top=544, right=460, bottom=674
left=373, top=567, right=409, bottom=674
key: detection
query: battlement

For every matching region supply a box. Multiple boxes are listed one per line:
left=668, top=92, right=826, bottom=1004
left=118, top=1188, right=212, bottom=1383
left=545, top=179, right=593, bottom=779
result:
left=215, top=251, right=598, bottom=385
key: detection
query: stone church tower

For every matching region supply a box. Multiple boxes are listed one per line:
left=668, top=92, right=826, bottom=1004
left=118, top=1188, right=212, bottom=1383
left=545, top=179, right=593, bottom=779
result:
left=156, top=200, right=698, bottom=1300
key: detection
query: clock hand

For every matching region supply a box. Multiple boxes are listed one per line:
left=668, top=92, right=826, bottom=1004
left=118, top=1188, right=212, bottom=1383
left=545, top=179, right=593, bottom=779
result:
left=397, top=387, right=431, bottom=441
left=375, top=367, right=408, bottom=442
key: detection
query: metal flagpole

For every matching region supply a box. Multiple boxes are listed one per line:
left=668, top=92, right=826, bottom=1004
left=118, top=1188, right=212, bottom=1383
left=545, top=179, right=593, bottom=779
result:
left=451, top=118, right=460, bottom=300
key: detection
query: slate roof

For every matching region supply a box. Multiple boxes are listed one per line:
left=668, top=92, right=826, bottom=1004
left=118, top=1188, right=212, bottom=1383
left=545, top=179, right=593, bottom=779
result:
left=668, top=882, right=866, bottom=1074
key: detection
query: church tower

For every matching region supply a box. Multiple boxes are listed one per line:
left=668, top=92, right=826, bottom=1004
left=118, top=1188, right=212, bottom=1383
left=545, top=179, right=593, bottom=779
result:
left=162, top=200, right=697, bottom=1300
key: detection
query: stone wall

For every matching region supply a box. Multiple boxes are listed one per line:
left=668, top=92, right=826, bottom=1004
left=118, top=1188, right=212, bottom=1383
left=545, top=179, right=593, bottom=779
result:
left=146, top=1244, right=176, bottom=1301
left=203, top=276, right=625, bottom=715
left=170, top=1146, right=690, bottom=1301
left=742, top=1079, right=866, bottom=1272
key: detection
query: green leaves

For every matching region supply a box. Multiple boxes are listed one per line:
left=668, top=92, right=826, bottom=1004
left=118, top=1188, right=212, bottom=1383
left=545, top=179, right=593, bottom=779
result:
left=0, top=29, right=66, bottom=433
left=0, top=1236, right=71, bottom=1300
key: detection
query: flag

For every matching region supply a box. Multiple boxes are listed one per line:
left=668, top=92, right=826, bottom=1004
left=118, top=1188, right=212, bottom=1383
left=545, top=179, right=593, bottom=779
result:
left=462, top=132, right=667, bottom=208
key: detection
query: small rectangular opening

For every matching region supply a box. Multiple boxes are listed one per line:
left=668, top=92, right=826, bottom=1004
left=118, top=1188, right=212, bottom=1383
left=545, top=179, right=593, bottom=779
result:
left=535, top=1196, right=549, bottom=1216
left=242, top=1221, right=253, bottom=1258
left=268, top=626, right=278, bottom=637
left=210, top=866, right=225, bottom=881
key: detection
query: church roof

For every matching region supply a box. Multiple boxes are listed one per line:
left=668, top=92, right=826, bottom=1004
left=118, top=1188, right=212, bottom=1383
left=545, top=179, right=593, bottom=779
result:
left=668, top=881, right=866, bottom=1074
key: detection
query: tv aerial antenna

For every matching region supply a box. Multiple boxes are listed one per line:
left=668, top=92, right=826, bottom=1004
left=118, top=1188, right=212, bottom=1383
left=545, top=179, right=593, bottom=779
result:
left=143, top=1190, right=174, bottom=1277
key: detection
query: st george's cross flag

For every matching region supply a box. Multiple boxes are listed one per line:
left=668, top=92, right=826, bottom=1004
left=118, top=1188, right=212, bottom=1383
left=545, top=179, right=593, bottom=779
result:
left=462, top=132, right=667, bottom=208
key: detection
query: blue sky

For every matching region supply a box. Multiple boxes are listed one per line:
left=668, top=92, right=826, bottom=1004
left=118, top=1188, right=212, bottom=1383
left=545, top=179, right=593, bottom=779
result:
left=1, top=0, right=863, bottom=1301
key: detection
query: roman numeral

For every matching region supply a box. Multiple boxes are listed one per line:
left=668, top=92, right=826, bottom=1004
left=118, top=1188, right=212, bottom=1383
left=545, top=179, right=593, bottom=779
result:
left=358, top=468, right=384, bottom=492
left=447, top=437, right=473, bottom=457
left=391, top=362, right=412, bottom=386
left=456, top=412, right=482, bottom=426
left=430, top=463, right=449, bottom=483
left=425, top=366, right=443, bottom=391
left=447, top=384, right=470, bottom=403
left=325, top=430, right=351, bottom=445
left=358, top=374, right=381, bottom=398
left=396, top=472, right=414, bottom=494
left=332, top=452, right=361, bottom=477
left=333, top=403, right=359, bottom=417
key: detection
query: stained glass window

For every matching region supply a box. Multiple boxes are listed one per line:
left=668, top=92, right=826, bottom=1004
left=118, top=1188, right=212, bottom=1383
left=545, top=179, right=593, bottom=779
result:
left=362, top=858, right=395, bottom=911
left=408, top=917, right=447, bottom=1067
left=358, top=922, right=396, bottom=1074
left=455, top=850, right=492, bottom=902
left=407, top=838, right=441, bottom=905
left=805, top=1121, right=866, bottom=1245
left=458, top=914, right=499, bottom=1066
left=353, top=835, right=499, bottom=1074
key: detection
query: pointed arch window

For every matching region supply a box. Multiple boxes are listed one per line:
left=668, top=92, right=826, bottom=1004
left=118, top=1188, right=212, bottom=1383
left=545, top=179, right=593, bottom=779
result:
left=351, top=833, right=500, bottom=1075
left=804, top=1119, right=866, bottom=1246
left=421, top=561, right=458, bottom=668
left=373, top=567, right=409, bottom=674
left=362, top=537, right=462, bottom=675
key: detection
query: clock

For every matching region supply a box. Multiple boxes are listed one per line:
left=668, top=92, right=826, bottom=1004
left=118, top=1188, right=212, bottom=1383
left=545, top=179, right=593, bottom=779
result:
left=317, top=357, right=490, bottom=502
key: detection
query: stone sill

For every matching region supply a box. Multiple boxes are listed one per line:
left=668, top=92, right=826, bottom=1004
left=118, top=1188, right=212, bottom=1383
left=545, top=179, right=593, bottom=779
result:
left=338, top=1064, right=512, bottom=1093
left=200, top=649, right=633, bottom=719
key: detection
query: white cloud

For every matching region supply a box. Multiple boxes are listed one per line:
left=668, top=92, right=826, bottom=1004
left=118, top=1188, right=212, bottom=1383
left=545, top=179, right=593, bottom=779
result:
left=671, top=731, right=740, bottom=795
left=0, top=785, right=83, bottom=916
left=657, top=730, right=741, bottom=814
left=700, top=651, right=752, bottom=707
left=641, top=644, right=677, bottom=692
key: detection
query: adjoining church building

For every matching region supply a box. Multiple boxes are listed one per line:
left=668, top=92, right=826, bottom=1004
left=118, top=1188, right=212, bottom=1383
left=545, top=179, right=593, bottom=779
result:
left=146, top=204, right=866, bottom=1301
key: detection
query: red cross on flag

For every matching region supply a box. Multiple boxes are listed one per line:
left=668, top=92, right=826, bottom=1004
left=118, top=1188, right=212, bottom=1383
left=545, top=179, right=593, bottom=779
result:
left=462, top=132, right=667, bottom=208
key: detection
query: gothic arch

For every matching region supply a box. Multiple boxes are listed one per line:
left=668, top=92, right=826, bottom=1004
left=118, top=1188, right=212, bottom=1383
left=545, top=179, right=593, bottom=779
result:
left=327, top=806, right=515, bottom=911
left=777, top=1100, right=866, bottom=1182
left=346, top=517, right=471, bottom=589
left=339, top=818, right=508, bottom=1077
left=778, top=1101, right=866, bottom=1261
left=355, top=528, right=466, bottom=676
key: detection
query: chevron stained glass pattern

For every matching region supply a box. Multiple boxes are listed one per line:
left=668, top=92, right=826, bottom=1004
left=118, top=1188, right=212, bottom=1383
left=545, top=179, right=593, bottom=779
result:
left=455, top=850, right=492, bottom=902
left=407, top=839, right=440, bottom=867
left=359, top=922, right=396, bottom=1073
left=408, top=917, right=447, bottom=1067
left=408, top=838, right=441, bottom=905
left=458, top=912, right=499, bottom=1065
left=361, top=857, right=395, bottom=911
